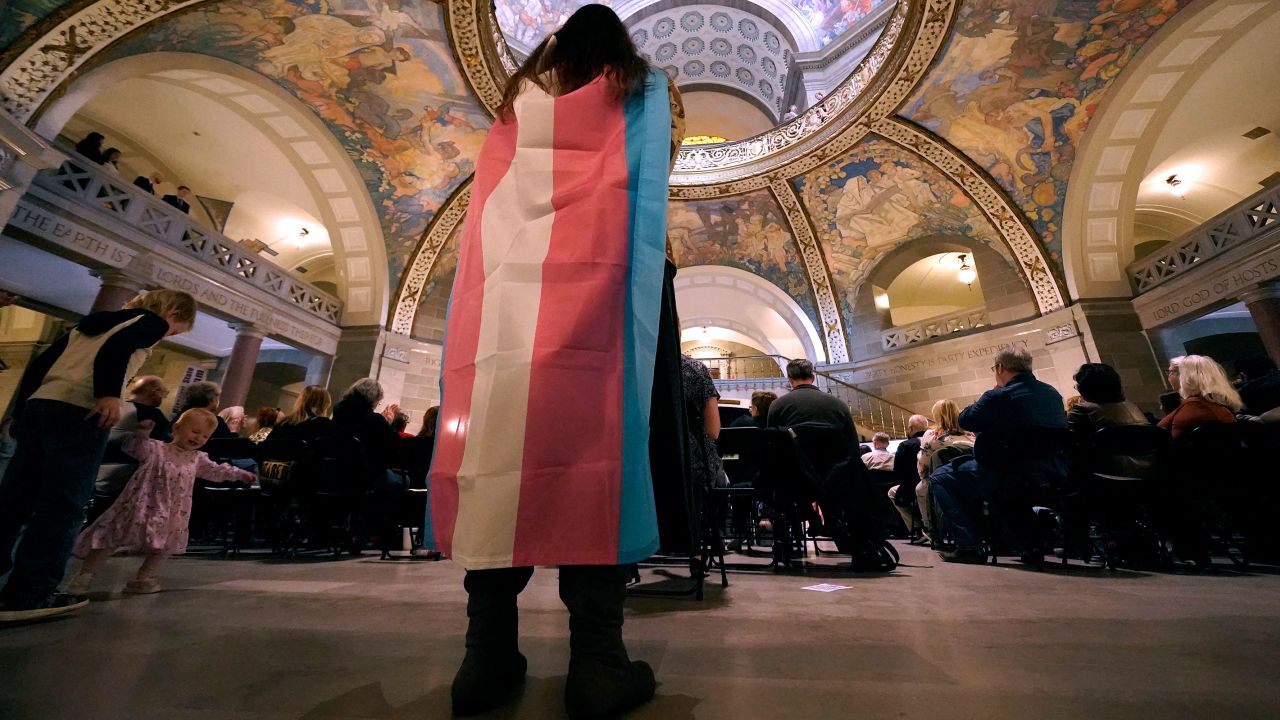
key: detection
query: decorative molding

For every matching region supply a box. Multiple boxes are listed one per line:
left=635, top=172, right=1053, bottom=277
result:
left=1046, top=323, right=1078, bottom=345
left=445, top=0, right=960, bottom=187
left=0, top=0, right=206, bottom=122
left=871, top=117, right=1067, bottom=315
left=768, top=178, right=849, bottom=363
left=882, top=306, right=989, bottom=351
left=390, top=177, right=472, bottom=335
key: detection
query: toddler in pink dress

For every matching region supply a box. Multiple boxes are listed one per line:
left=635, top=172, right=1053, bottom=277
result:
left=68, top=408, right=254, bottom=594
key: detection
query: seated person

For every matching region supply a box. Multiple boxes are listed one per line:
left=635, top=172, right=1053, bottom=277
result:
left=249, top=406, right=280, bottom=442
left=271, top=385, right=335, bottom=442
left=178, top=380, right=236, bottom=440
left=729, top=390, right=776, bottom=429
left=333, top=378, right=405, bottom=545
left=1067, top=362, right=1150, bottom=470
left=1157, top=355, right=1240, bottom=439
left=886, top=414, right=929, bottom=539
left=908, top=401, right=974, bottom=544
left=767, top=358, right=856, bottom=453
left=860, top=432, right=895, bottom=471
left=930, top=347, right=1066, bottom=563
left=391, top=411, right=412, bottom=438
left=217, top=406, right=246, bottom=437
left=1235, top=356, right=1280, bottom=416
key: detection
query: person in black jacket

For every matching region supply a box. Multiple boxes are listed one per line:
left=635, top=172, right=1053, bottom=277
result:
left=270, top=385, right=335, bottom=443
left=73, top=132, right=104, bottom=163
left=931, top=346, right=1067, bottom=563
left=332, top=378, right=405, bottom=546
left=0, top=290, right=195, bottom=622
left=133, top=173, right=163, bottom=195
left=766, top=358, right=856, bottom=452
left=178, top=381, right=236, bottom=439
left=162, top=185, right=193, bottom=214
left=729, top=390, right=776, bottom=429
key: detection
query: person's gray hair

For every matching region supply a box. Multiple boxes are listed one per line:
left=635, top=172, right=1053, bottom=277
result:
left=183, top=381, right=220, bottom=409
left=872, top=431, right=890, bottom=446
left=907, top=414, right=930, bottom=434
left=995, top=346, right=1033, bottom=375
left=344, top=378, right=384, bottom=406
left=786, top=358, right=816, bottom=381
left=129, top=375, right=166, bottom=397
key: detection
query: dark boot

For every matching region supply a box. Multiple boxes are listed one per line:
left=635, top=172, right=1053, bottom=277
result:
left=559, top=565, right=655, bottom=720
left=452, top=566, right=534, bottom=716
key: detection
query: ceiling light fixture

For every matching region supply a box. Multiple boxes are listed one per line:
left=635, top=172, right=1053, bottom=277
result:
left=957, top=254, right=976, bottom=287
left=1166, top=173, right=1185, bottom=198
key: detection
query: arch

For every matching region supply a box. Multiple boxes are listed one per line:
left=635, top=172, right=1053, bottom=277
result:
left=30, top=51, right=389, bottom=327
left=392, top=177, right=471, bottom=335
left=672, top=264, right=825, bottom=363
left=1061, top=0, right=1280, bottom=300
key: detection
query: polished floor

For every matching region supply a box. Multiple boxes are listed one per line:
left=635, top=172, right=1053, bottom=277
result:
left=3, top=544, right=1279, bottom=719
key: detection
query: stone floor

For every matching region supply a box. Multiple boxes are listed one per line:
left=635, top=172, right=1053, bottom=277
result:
left=3, top=544, right=1279, bottom=719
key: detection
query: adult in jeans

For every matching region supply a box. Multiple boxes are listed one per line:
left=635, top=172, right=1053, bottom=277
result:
left=931, top=346, right=1066, bottom=563
left=0, top=289, right=195, bottom=622
left=427, top=7, right=682, bottom=717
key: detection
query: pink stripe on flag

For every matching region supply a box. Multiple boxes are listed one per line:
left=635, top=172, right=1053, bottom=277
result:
left=512, top=85, right=631, bottom=566
left=430, top=119, right=521, bottom=559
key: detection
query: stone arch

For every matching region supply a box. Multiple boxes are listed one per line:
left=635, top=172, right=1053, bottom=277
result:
left=29, top=51, right=389, bottom=327
left=1060, top=0, right=1280, bottom=300
left=845, top=235, right=1036, bottom=359
left=672, top=264, right=825, bottom=363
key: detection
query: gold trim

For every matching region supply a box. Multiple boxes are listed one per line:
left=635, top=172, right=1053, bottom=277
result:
left=390, top=176, right=472, bottom=335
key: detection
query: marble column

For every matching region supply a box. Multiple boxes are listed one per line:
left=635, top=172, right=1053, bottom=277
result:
left=89, top=270, right=146, bottom=313
left=220, top=324, right=266, bottom=410
left=1241, top=282, right=1280, bottom=366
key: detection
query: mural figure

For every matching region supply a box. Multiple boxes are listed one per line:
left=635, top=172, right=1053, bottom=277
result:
left=903, top=0, right=1190, bottom=265
left=80, top=0, right=491, bottom=284
left=796, top=135, right=1015, bottom=331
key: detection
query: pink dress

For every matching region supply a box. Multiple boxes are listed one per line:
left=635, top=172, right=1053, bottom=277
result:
left=75, top=429, right=249, bottom=555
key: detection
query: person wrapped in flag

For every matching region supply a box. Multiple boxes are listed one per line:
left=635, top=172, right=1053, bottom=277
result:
left=425, top=5, right=686, bottom=718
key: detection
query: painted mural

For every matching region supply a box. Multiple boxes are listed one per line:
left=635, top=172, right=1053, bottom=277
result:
left=793, top=135, right=1012, bottom=328
left=0, top=0, right=66, bottom=49
left=495, top=0, right=602, bottom=50
left=902, top=0, right=1190, bottom=268
left=83, top=0, right=491, bottom=284
left=795, top=0, right=891, bottom=47
left=667, top=189, right=820, bottom=329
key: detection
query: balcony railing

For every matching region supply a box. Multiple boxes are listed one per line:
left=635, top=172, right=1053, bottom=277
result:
left=882, top=306, right=989, bottom=351
left=31, top=158, right=342, bottom=324
left=710, top=354, right=918, bottom=437
left=1128, top=183, right=1280, bottom=294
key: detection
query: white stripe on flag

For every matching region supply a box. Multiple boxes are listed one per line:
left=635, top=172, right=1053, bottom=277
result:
left=451, top=88, right=558, bottom=566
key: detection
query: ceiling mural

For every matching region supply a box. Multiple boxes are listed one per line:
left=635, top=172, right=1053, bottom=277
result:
left=76, top=0, right=491, bottom=284
left=795, top=0, right=891, bottom=48
left=667, top=190, right=820, bottom=329
left=793, top=134, right=1012, bottom=329
left=495, top=0, right=599, bottom=50
left=0, top=0, right=63, bottom=49
left=901, top=0, right=1191, bottom=269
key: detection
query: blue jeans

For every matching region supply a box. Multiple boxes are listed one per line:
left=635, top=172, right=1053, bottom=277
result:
left=929, top=458, right=999, bottom=551
left=0, top=399, right=109, bottom=604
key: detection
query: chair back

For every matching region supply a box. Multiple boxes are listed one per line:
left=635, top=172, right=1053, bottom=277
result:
left=788, top=423, right=853, bottom=482
left=202, top=438, right=257, bottom=463
left=715, top=427, right=763, bottom=486
left=1091, top=424, right=1169, bottom=456
left=304, top=436, right=367, bottom=492
left=254, top=439, right=309, bottom=494
left=395, top=436, right=435, bottom=489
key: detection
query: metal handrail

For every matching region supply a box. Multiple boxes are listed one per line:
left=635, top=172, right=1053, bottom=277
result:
left=706, top=353, right=919, bottom=436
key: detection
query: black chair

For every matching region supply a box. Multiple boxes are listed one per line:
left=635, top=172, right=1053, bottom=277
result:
left=1179, top=422, right=1267, bottom=566
left=394, top=436, right=435, bottom=490
left=1077, top=425, right=1171, bottom=569
left=865, top=469, right=906, bottom=537
left=762, top=424, right=850, bottom=566
left=192, top=437, right=259, bottom=555
left=970, top=426, right=1071, bottom=565
left=712, top=427, right=764, bottom=550
left=254, top=439, right=309, bottom=556
left=294, top=436, right=367, bottom=557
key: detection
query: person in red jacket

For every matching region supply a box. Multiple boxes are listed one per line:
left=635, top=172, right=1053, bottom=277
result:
left=1157, top=355, right=1241, bottom=439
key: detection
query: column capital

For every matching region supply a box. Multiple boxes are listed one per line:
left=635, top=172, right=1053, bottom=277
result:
left=89, top=269, right=146, bottom=293
left=228, top=322, right=267, bottom=340
left=1239, top=282, right=1280, bottom=305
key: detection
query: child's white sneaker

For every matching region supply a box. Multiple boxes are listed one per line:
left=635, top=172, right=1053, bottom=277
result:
left=123, top=578, right=161, bottom=594
left=64, top=572, right=93, bottom=595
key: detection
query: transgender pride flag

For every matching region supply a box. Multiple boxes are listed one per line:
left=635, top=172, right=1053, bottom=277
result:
left=425, top=68, right=672, bottom=570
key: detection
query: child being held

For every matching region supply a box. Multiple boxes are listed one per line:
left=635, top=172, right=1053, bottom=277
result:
left=68, top=408, right=254, bottom=594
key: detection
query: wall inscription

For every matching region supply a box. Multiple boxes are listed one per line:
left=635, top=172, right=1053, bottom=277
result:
left=1136, top=245, right=1280, bottom=328
left=8, top=200, right=135, bottom=268
left=853, top=338, right=1031, bottom=381
left=139, top=257, right=338, bottom=354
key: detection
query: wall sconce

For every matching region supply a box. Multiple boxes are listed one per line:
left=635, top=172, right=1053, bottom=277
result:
left=957, top=254, right=976, bottom=286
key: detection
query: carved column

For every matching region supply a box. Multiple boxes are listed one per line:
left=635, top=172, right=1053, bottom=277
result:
left=220, top=324, right=266, bottom=411
left=1241, top=282, right=1280, bottom=366
left=89, top=269, right=145, bottom=313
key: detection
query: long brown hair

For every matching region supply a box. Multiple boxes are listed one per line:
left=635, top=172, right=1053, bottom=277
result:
left=496, top=4, right=650, bottom=121
left=282, top=385, right=332, bottom=426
